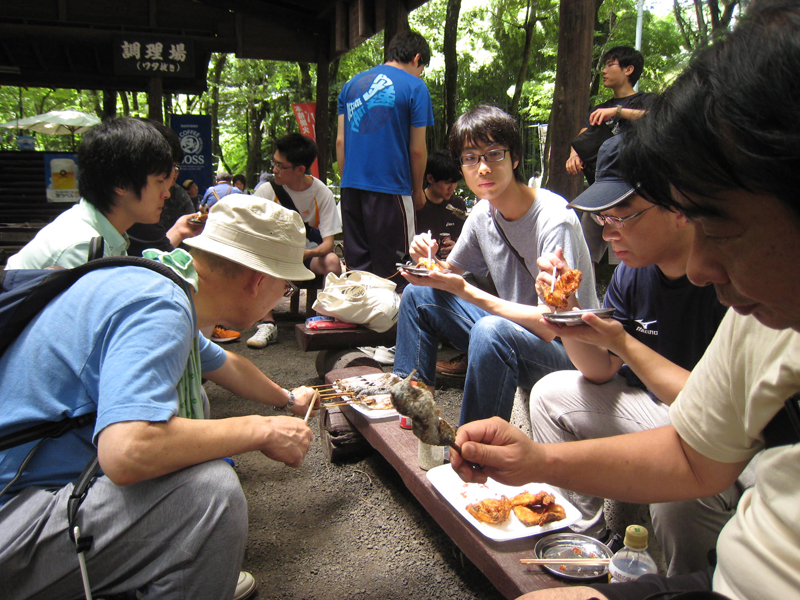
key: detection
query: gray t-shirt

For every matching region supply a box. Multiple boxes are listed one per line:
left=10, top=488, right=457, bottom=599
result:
left=448, top=189, right=598, bottom=309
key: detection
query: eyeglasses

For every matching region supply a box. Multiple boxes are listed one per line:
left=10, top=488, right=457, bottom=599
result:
left=591, top=205, right=655, bottom=229
left=272, top=160, right=295, bottom=172
left=284, top=281, right=298, bottom=297
left=458, top=149, right=510, bottom=167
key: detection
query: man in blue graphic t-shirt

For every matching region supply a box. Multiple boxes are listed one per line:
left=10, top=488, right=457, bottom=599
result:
left=336, top=29, right=434, bottom=289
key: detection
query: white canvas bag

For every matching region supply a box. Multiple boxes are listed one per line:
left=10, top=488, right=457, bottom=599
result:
left=312, top=271, right=400, bottom=333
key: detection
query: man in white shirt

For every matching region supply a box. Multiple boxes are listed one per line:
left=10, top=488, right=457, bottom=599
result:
left=249, top=133, right=342, bottom=348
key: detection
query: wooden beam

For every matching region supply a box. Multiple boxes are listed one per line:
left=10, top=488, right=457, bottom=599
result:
left=147, top=76, right=163, bottom=123
left=316, top=56, right=330, bottom=182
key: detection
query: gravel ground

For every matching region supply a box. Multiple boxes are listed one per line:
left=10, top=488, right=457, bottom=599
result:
left=208, top=295, right=505, bottom=600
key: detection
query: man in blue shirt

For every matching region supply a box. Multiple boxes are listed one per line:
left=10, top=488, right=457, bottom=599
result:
left=336, top=29, right=434, bottom=288
left=0, top=199, right=319, bottom=600
left=202, top=171, right=243, bottom=208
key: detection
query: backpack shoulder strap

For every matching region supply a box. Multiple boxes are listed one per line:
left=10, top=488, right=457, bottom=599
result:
left=270, top=181, right=300, bottom=214
left=763, top=393, right=800, bottom=449
left=88, top=236, right=104, bottom=262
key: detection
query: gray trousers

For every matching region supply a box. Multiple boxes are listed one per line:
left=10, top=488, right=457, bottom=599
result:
left=0, top=460, right=247, bottom=600
left=530, top=371, right=752, bottom=577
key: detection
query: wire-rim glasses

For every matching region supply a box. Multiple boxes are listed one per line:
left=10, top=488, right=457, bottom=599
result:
left=458, top=149, right=510, bottom=167
left=591, top=205, right=655, bottom=229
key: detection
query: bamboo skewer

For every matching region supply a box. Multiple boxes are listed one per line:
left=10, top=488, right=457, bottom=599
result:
left=303, top=389, right=319, bottom=423
left=520, top=558, right=610, bottom=566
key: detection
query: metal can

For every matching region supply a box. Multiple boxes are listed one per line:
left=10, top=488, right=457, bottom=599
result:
left=399, top=414, right=413, bottom=429
left=438, top=232, right=451, bottom=258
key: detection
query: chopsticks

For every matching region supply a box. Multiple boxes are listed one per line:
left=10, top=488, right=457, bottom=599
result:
left=520, top=558, right=610, bottom=566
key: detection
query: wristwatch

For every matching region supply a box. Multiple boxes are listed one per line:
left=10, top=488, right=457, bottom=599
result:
left=283, top=388, right=295, bottom=409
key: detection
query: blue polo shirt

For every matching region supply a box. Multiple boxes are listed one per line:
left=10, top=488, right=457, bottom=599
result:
left=0, top=267, right=226, bottom=505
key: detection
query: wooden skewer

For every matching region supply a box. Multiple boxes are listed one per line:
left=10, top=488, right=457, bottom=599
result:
left=320, top=399, right=370, bottom=408
left=310, top=383, right=335, bottom=389
left=303, top=390, right=319, bottom=423
left=520, top=558, right=610, bottom=566
left=448, top=441, right=462, bottom=455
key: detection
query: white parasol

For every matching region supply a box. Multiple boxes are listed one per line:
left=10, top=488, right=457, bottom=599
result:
left=0, top=109, right=101, bottom=149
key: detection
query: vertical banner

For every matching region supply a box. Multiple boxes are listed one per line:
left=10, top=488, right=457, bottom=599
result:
left=170, top=114, right=213, bottom=197
left=292, top=103, right=319, bottom=178
left=45, top=153, right=80, bottom=203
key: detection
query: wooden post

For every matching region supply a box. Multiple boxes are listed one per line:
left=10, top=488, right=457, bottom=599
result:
left=544, top=0, right=594, bottom=201
left=147, top=77, right=163, bottom=124
left=316, top=57, right=330, bottom=183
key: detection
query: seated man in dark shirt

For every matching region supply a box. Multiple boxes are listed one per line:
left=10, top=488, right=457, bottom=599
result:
left=415, top=149, right=467, bottom=260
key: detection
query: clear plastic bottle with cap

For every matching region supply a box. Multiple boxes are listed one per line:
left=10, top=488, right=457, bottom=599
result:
left=608, top=524, right=658, bottom=583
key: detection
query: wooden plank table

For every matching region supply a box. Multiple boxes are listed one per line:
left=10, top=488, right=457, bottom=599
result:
left=335, top=404, right=571, bottom=599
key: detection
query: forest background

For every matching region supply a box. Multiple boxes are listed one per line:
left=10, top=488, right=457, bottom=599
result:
left=0, top=0, right=745, bottom=197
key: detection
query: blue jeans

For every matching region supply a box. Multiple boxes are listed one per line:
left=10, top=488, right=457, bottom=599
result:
left=394, top=286, right=575, bottom=424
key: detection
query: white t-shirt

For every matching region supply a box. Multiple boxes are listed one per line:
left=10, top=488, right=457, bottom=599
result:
left=253, top=177, right=341, bottom=248
left=447, top=189, right=598, bottom=308
left=670, top=310, right=800, bottom=599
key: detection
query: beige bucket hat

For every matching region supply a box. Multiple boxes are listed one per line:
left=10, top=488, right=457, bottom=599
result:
left=184, top=197, right=315, bottom=281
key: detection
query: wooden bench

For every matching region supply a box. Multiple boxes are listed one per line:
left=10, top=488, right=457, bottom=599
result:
left=320, top=366, right=570, bottom=599
left=295, top=323, right=396, bottom=377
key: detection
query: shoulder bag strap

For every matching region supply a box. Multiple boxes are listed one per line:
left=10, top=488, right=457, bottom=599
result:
left=490, top=206, right=534, bottom=279
left=763, top=393, right=800, bottom=450
left=88, top=236, right=104, bottom=262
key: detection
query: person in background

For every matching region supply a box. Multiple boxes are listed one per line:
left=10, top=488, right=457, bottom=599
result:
left=336, top=29, right=434, bottom=290
left=233, top=174, right=247, bottom=193
left=183, top=178, right=200, bottom=210
left=452, top=4, right=800, bottom=598
left=202, top=172, right=243, bottom=208
left=249, top=133, right=342, bottom=349
left=566, top=46, right=657, bottom=268
left=0, top=198, right=320, bottom=600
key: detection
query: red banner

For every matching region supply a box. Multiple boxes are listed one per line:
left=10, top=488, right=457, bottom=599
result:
left=292, top=103, right=318, bottom=178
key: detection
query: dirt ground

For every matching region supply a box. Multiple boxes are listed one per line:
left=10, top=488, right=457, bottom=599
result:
left=208, top=294, right=505, bottom=600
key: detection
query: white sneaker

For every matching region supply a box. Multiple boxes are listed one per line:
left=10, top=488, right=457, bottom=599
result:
left=372, top=346, right=396, bottom=365
left=358, top=346, right=377, bottom=357
left=247, top=322, right=278, bottom=348
left=233, top=571, right=257, bottom=600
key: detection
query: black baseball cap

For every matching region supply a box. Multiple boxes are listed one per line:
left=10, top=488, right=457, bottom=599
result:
left=568, top=135, right=635, bottom=212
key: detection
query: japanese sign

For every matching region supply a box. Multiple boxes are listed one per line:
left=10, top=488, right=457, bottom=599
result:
left=113, top=36, right=195, bottom=78
left=45, top=153, right=80, bottom=203
left=292, top=103, right=318, bottom=178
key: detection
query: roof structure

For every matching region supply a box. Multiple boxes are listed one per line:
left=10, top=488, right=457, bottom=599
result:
left=0, top=0, right=427, bottom=94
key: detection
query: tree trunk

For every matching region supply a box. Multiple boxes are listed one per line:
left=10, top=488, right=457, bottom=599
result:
left=246, top=101, right=268, bottom=188
left=442, top=0, right=461, bottom=146
left=120, top=92, right=130, bottom=116
left=509, top=3, right=539, bottom=116
left=544, top=0, right=594, bottom=201
left=209, top=53, right=228, bottom=173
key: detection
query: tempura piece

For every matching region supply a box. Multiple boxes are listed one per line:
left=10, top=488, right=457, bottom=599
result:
left=542, top=269, right=582, bottom=310
left=466, top=496, right=512, bottom=524
left=511, top=491, right=555, bottom=508
left=390, top=372, right=457, bottom=447
left=510, top=490, right=566, bottom=527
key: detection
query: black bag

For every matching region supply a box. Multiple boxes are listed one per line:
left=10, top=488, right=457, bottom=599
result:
left=270, top=182, right=324, bottom=245
left=571, top=124, right=615, bottom=184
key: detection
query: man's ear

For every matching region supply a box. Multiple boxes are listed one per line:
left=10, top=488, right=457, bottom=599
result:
left=623, top=65, right=635, bottom=78
left=674, top=210, right=692, bottom=229
left=412, top=53, right=422, bottom=68
left=244, top=271, right=266, bottom=298
left=426, top=174, right=436, bottom=186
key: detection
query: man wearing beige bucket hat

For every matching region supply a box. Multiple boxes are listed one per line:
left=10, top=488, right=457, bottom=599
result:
left=0, top=198, right=318, bottom=600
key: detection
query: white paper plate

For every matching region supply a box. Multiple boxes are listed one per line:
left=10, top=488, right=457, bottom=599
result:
left=426, top=464, right=581, bottom=542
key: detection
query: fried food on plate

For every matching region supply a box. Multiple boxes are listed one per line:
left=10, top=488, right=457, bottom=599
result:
left=415, top=257, right=439, bottom=271
left=466, top=496, right=512, bottom=524
left=512, top=503, right=567, bottom=527
left=542, top=268, right=582, bottom=310
left=511, top=491, right=555, bottom=507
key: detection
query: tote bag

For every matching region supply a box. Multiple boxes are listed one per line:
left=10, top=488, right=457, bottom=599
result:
left=312, top=271, right=400, bottom=333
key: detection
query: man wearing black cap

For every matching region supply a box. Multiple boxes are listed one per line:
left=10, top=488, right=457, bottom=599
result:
left=531, top=134, right=746, bottom=576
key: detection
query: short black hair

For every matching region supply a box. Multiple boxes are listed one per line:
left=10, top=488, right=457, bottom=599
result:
left=385, top=30, right=431, bottom=67
left=77, top=117, right=173, bottom=214
left=425, top=149, right=462, bottom=185
left=602, top=46, right=645, bottom=86
left=275, top=133, right=318, bottom=172
left=144, top=118, right=184, bottom=164
left=620, top=1, right=800, bottom=221
left=233, top=174, right=247, bottom=187
left=448, top=105, right=525, bottom=183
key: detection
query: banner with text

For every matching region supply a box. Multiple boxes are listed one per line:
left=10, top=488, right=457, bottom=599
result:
left=292, top=103, right=318, bottom=178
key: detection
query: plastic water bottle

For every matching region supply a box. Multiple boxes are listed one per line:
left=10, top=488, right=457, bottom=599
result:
left=608, top=524, right=658, bottom=583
